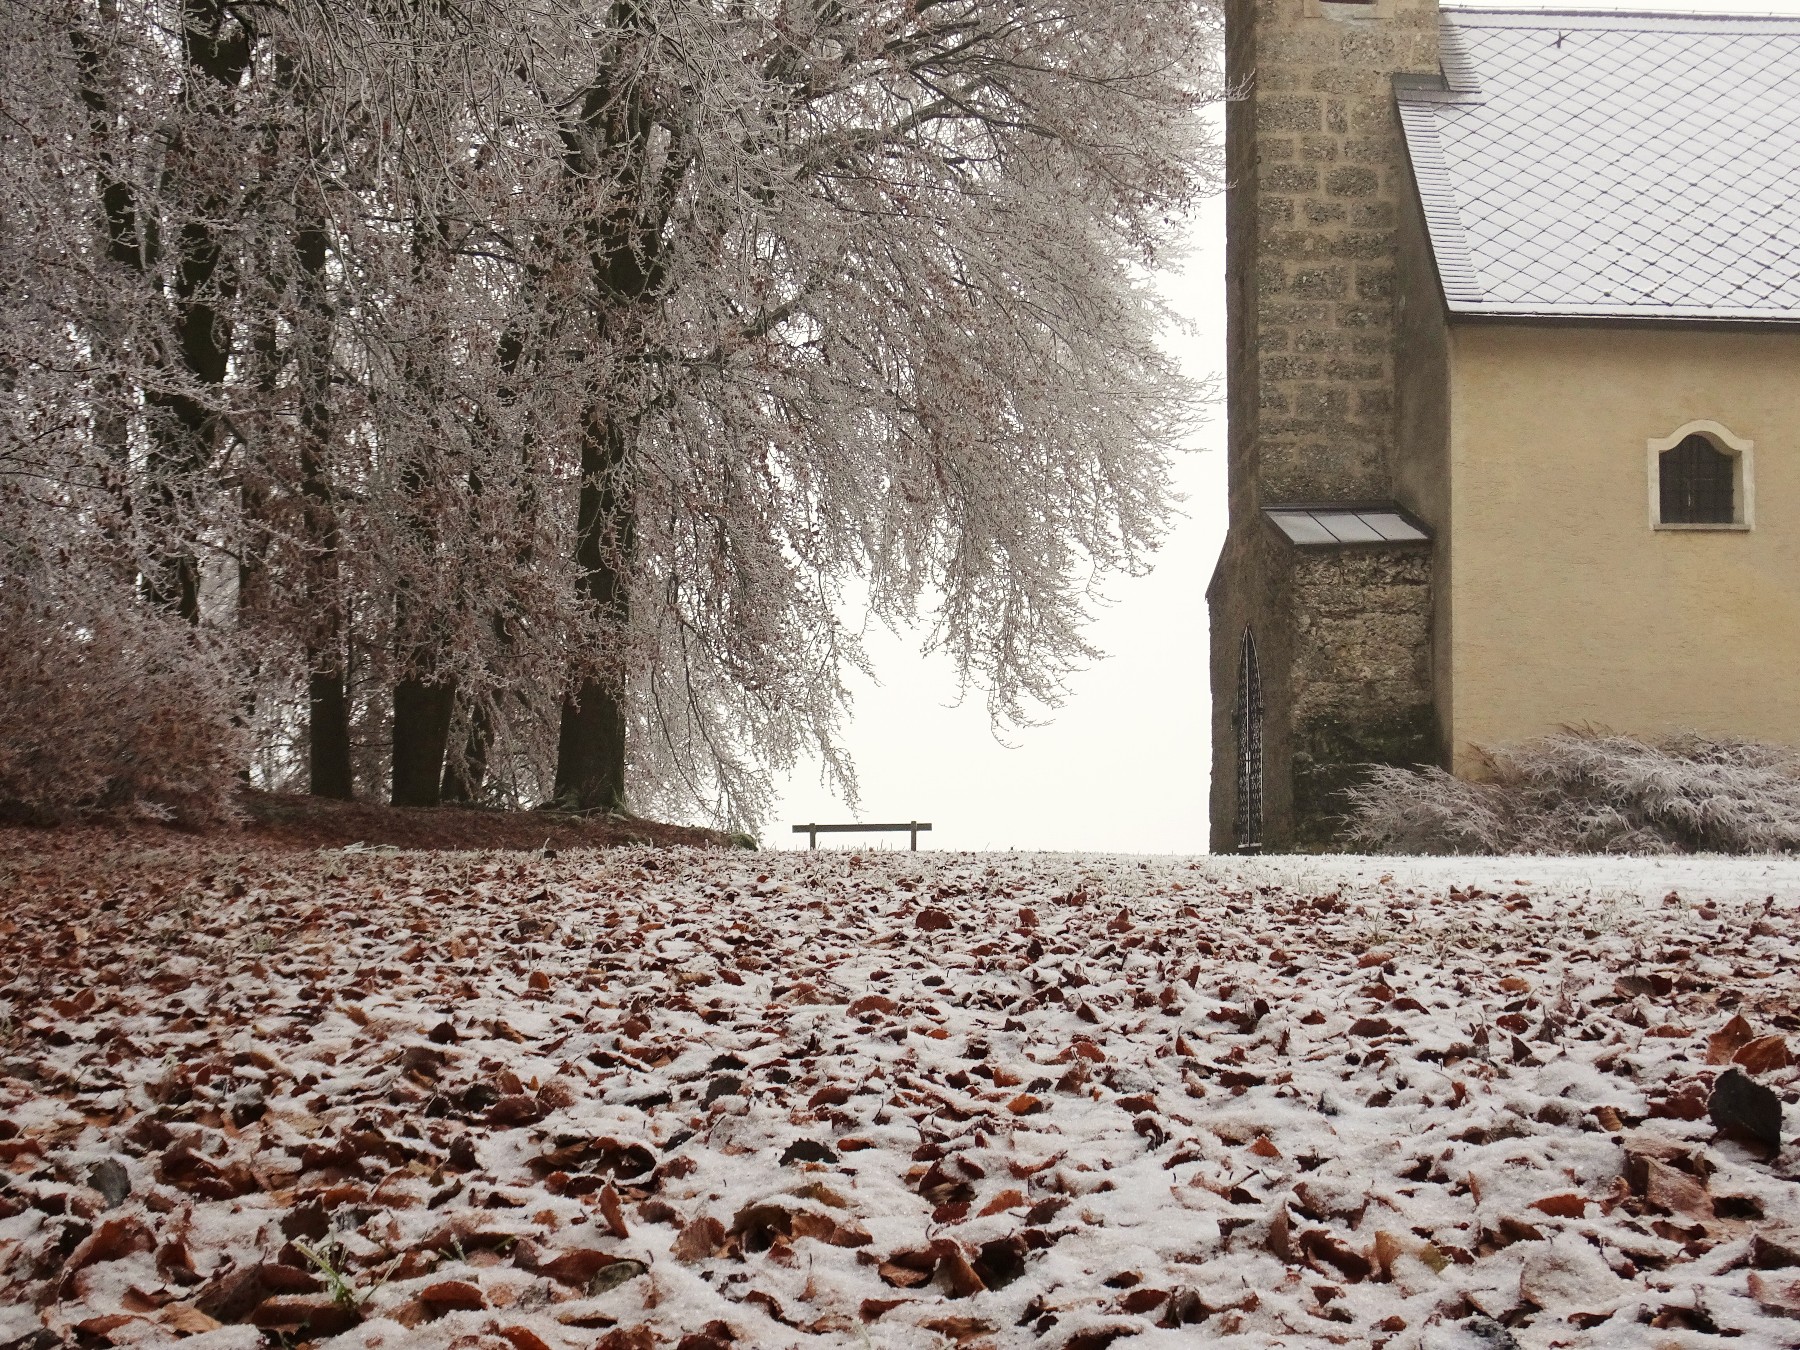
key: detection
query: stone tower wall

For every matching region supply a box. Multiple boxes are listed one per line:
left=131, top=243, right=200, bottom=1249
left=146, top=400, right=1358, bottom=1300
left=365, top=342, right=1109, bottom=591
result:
left=1225, top=0, right=1442, bottom=510
left=1210, top=0, right=1443, bottom=852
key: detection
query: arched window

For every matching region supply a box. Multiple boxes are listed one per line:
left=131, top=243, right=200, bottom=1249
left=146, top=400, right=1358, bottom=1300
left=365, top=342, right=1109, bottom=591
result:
left=1234, top=630, right=1263, bottom=852
left=1648, top=420, right=1753, bottom=530
left=1659, top=434, right=1733, bottom=524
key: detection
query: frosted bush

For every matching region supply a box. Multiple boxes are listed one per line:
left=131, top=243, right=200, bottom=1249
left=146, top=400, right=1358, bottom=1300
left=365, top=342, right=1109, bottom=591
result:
left=1345, top=731, right=1800, bottom=855
left=0, top=575, right=248, bottom=825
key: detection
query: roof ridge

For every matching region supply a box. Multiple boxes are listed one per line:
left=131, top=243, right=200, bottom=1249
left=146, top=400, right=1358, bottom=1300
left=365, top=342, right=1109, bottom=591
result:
left=1443, top=6, right=1800, bottom=27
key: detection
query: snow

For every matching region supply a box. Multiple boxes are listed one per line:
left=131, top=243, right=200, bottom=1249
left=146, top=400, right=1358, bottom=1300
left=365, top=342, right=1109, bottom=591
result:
left=3, top=838, right=1800, bottom=1348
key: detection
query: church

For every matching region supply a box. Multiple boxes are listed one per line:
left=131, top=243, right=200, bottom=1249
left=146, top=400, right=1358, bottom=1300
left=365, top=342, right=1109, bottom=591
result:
left=1208, top=0, right=1800, bottom=851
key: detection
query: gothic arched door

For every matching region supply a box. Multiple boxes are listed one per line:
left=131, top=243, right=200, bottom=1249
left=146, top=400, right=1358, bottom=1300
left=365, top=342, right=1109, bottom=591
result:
left=1234, top=629, right=1263, bottom=852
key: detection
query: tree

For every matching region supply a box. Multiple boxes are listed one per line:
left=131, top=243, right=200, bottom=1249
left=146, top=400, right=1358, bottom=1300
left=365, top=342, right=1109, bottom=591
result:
left=1, top=0, right=1222, bottom=828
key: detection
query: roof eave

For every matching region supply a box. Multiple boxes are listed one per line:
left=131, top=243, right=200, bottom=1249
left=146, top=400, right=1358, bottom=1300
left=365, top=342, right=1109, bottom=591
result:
left=1445, top=305, right=1800, bottom=329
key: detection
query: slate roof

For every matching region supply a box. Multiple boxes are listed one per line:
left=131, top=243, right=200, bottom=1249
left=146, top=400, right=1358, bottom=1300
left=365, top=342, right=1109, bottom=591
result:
left=1398, top=8, right=1800, bottom=321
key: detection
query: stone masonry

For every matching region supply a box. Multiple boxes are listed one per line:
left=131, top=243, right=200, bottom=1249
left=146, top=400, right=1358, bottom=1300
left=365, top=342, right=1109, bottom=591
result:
left=1209, top=0, right=1443, bottom=851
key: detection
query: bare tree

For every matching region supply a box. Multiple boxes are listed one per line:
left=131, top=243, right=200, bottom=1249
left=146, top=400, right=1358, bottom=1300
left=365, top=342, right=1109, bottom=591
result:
left=1, top=0, right=1222, bottom=827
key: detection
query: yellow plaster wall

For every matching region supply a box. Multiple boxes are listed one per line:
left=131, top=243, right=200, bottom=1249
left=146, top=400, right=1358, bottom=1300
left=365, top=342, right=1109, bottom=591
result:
left=1446, top=323, right=1800, bottom=772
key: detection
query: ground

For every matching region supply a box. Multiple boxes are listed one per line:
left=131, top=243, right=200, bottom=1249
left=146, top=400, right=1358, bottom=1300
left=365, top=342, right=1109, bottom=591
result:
left=3, top=830, right=1800, bottom=1349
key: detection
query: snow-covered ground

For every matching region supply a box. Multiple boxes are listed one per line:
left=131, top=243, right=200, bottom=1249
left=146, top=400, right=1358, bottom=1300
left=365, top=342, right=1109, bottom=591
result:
left=4, top=839, right=1800, bottom=1349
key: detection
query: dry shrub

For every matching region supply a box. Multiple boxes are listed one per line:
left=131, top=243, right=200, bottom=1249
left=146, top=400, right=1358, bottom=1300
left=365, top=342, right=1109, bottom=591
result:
left=1344, top=730, right=1800, bottom=855
left=0, top=577, right=247, bottom=825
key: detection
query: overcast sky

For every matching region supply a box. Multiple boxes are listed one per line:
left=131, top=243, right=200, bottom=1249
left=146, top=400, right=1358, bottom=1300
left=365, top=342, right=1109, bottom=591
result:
left=768, top=0, right=1799, bottom=855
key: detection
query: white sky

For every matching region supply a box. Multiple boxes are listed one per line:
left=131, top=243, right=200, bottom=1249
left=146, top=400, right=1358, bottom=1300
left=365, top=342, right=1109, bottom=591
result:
left=769, top=0, right=1800, bottom=854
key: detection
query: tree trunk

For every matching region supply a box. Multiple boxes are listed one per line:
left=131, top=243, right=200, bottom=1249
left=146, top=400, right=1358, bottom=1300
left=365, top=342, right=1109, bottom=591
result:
left=309, top=672, right=354, bottom=797
left=141, top=0, right=254, bottom=623
left=553, top=409, right=632, bottom=812
left=440, top=702, right=492, bottom=804
left=294, top=189, right=353, bottom=798
left=71, top=2, right=144, bottom=585
left=549, top=47, right=672, bottom=813
left=393, top=677, right=454, bottom=806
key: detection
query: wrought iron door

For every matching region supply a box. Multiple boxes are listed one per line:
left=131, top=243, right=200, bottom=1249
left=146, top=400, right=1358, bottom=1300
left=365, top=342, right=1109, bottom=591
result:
left=1234, top=630, right=1263, bottom=851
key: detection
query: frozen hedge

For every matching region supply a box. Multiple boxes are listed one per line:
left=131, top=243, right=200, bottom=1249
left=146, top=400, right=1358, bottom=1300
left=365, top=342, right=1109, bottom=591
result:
left=0, top=574, right=248, bottom=825
left=1344, top=731, right=1800, bottom=855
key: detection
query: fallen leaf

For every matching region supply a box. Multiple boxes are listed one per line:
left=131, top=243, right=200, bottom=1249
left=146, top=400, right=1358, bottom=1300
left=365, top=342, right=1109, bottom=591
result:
left=1707, top=1015, right=1757, bottom=1064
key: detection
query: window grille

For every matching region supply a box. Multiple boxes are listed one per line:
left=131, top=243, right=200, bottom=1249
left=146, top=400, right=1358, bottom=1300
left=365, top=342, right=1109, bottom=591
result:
left=1660, top=434, right=1734, bottom=524
left=1234, top=630, right=1263, bottom=852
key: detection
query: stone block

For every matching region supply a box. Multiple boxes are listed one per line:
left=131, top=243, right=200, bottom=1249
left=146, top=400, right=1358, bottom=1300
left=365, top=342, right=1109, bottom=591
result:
left=1304, top=199, right=1348, bottom=225
left=1264, top=302, right=1332, bottom=326
left=1259, top=196, right=1296, bottom=227
left=1351, top=202, right=1396, bottom=227
left=1291, top=265, right=1348, bottom=298
left=1327, top=166, right=1380, bottom=198
left=1295, top=328, right=1348, bottom=353
left=1339, top=30, right=1397, bottom=64
left=1265, top=229, right=1330, bottom=260
left=1345, top=136, right=1394, bottom=164
left=1293, top=384, right=1351, bottom=418
left=1264, top=164, right=1320, bottom=193
left=1264, top=354, right=1323, bottom=380
left=1328, top=229, right=1391, bottom=259
left=1310, top=66, right=1380, bottom=95
left=1355, top=265, right=1396, bottom=300
left=1300, top=135, right=1341, bottom=162
left=1259, top=97, right=1322, bottom=132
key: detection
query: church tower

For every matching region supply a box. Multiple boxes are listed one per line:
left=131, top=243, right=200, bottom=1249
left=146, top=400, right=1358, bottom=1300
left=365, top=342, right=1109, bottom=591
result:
left=1209, top=0, right=1444, bottom=851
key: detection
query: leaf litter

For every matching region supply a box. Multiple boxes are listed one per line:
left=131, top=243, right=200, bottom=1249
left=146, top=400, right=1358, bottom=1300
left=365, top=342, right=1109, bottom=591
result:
left=2, top=834, right=1800, bottom=1347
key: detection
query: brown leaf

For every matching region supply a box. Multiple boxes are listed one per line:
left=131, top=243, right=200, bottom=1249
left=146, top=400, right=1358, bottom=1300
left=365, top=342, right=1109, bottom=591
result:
left=158, top=1306, right=223, bottom=1334
left=847, top=994, right=897, bottom=1016
left=915, top=907, right=953, bottom=931
left=1708, top=1014, right=1757, bottom=1065
left=194, top=1263, right=322, bottom=1322
left=1372, top=1230, right=1403, bottom=1281
left=1006, top=1093, right=1044, bottom=1115
left=1267, top=1206, right=1294, bottom=1263
left=1749, top=1270, right=1800, bottom=1317
left=1299, top=1228, right=1371, bottom=1282
left=674, top=1320, right=737, bottom=1350
left=978, top=1188, right=1026, bottom=1216
left=596, top=1330, right=657, bottom=1350
left=418, top=1280, right=487, bottom=1315
left=878, top=1261, right=933, bottom=1288
left=486, top=1093, right=549, bottom=1127
left=1641, top=1158, right=1712, bottom=1220
left=599, top=1182, right=630, bottom=1239
left=498, top=1327, right=555, bottom=1350
left=860, top=1297, right=909, bottom=1321
left=62, top=1215, right=154, bottom=1275
left=1529, top=1193, right=1588, bottom=1219
left=537, top=1249, right=634, bottom=1287
left=76, top=1315, right=138, bottom=1338
left=937, top=1248, right=986, bottom=1298
left=1735, top=1034, right=1793, bottom=1074
left=250, top=1296, right=363, bottom=1336
left=673, top=1215, right=728, bottom=1263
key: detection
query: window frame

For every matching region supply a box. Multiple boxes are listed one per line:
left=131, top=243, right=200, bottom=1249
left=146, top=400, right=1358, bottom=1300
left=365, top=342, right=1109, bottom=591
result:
left=1647, top=419, right=1754, bottom=532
